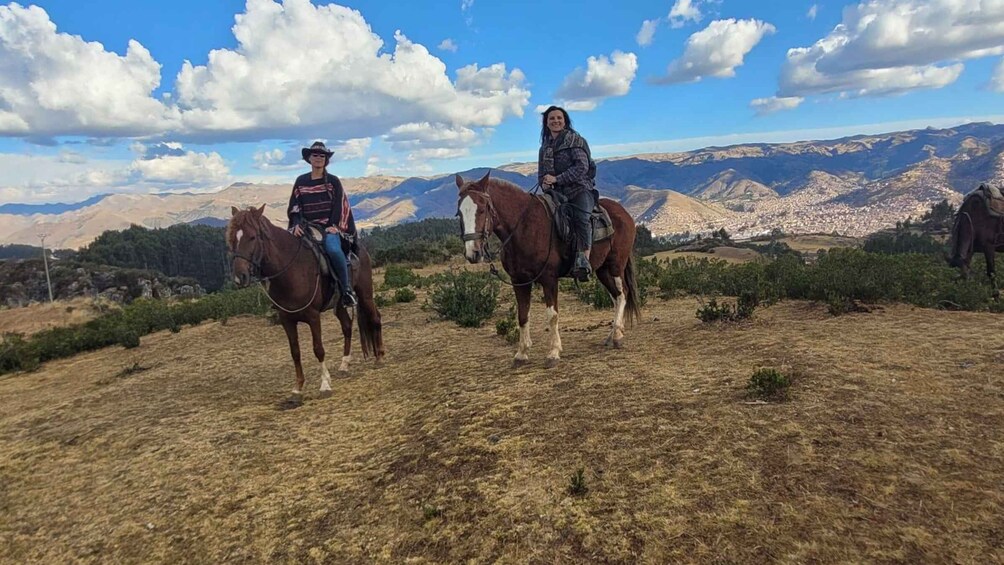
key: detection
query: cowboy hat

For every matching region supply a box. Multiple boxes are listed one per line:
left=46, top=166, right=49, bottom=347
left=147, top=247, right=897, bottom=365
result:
left=301, top=141, right=334, bottom=163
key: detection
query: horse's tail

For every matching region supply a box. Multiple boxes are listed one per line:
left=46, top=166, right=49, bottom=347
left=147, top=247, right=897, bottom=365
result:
left=353, top=246, right=384, bottom=361
left=623, top=255, right=642, bottom=327
left=356, top=297, right=383, bottom=360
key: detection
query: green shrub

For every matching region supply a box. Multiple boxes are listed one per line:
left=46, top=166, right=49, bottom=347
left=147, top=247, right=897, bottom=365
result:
left=393, top=287, right=417, bottom=303
left=427, top=270, right=499, bottom=327
left=495, top=306, right=519, bottom=344
left=383, top=265, right=419, bottom=289
left=0, top=333, right=39, bottom=373
left=747, top=368, right=791, bottom=400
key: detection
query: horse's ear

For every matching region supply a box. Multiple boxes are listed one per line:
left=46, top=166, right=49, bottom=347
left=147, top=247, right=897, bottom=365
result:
left=231, top=206, right=239, bottom=217
left=255, top=204, right=266, bottom=217
left=477, top=170, right=491, bottom=187
left=455, top=174, right=465, bottom=190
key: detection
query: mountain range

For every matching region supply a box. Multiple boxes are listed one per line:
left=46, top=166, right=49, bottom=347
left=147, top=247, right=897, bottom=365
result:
left=2, top=122, right=1003, bottom=249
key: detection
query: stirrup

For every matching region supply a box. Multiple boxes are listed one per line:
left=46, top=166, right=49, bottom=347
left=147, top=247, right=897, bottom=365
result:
left=340, top=291, right=358, bottom=308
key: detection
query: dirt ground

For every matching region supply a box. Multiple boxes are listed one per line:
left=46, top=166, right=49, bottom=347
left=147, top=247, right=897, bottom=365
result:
left=1, top=288, right=1004, bottom=564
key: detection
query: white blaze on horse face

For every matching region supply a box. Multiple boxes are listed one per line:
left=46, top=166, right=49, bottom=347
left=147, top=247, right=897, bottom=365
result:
left=459, top=195, right=479, bottom=261
left=236, top=229, right=243, bottom=245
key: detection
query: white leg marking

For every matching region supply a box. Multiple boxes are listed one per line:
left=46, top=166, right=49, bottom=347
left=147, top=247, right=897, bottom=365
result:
left=546, top=306, right=561, bottom=360
left=459, top=196, right=479, bottom=261
left=514, top=322, right=531, bottom=361
left=319, top=361, right=332, bottom=391
left=339, top=355, right=351, bottom=373
left=613, top=277, right=626, bottom=341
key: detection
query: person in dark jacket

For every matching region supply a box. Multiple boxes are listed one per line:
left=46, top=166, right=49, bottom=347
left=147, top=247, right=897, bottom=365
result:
left=537, top=105, right=598, bottom=280
left=287, top=141, right=358, bottom=308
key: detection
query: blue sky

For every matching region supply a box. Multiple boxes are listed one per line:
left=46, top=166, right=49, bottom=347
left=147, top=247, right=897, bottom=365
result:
left=1, top=0, right=1003, bottom=204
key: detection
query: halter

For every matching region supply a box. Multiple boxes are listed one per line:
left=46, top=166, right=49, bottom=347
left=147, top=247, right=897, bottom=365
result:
left=458, top=182, right=554, bottom=287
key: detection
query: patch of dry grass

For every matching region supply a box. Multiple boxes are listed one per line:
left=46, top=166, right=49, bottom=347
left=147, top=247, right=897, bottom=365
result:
left=1, top=291, right=1003, bottom=563
left=651, top=247, right=762, bottom=264
left=0, top=297, right=111, bottom=336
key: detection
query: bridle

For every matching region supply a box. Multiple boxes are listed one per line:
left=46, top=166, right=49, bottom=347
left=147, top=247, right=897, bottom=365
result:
left=228, top=223, right=321, bottom=313
left=458, top=182, right=554, bottom=287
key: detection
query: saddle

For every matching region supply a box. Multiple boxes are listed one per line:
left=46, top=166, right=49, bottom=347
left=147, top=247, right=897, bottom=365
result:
left=537, top=190, right=615, bottom=279
left=974, top=183, right=1004, bottom=217
left=537, top=190, right=615, bottom=245
left=302, top=224, right=360, bottom=311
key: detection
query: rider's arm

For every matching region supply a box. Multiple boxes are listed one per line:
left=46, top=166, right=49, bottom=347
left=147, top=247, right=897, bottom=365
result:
left=287, top=180, right=302, bottom=231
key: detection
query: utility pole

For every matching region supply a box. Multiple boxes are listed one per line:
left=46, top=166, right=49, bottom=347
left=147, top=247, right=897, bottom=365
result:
left=38, top=232, right=54, bottom=303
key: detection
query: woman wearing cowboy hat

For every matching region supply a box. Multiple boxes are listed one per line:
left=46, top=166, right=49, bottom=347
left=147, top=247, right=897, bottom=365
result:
left=286, top=141, right=358, bottom=308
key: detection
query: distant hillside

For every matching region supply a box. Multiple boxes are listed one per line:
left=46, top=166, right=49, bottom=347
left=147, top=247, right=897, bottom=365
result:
left=0, top=193, right=109, bottom=215
left=2, top=122, right=1003, bottom=248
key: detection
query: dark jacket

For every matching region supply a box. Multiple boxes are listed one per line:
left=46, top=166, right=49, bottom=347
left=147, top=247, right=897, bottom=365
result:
left=537, top=129, right=597, bottom=198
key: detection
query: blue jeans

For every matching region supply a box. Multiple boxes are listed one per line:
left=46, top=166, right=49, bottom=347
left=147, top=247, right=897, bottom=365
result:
left=323, top=233, right=351, bottom=294
left=567, top=190, right=595, bottom=252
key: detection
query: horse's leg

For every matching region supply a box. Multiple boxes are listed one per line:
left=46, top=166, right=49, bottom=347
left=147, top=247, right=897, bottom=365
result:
left=307, top=313, right=332, bottom=399
left=280, top=316, right=306, bottom=399
left=596, top=266, right=626, bottom=349
left=985, top=249, right=1000, bottom=300
left=512, top=284, right=533, bottom=368
left=542, top=280, right=562, bottom=369
left=335, top=305, right=353, bottom=374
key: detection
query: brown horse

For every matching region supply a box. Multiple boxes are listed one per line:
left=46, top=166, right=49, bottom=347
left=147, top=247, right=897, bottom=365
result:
left=227, top=205, right=384, bottom=401
left=949, top=188, right=1004, bottom=296
left=456, top=171, right=640, bottom=368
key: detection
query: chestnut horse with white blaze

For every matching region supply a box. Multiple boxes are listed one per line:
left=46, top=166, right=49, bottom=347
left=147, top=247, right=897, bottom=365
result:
left=456, top=171, right=640, bottom=368
left=227, top=205, right=384, bottom=403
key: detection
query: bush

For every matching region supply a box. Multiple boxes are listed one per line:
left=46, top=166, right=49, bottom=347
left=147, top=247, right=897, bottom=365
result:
left=0, top=286, right=272, bottom=376
left=747, top=368, right=791, bottom=400
left=383, top=265, right=420, bottom=289
left=374, top=293, right=391, bottom=308
left=393, top=287, right=417, bottom=303
left=427, top=270, right=499, bottom=327
left=696, top=291, right=757, bottom=323
left=495, top=306, right=519, bottom=344
left=0, top=333, right=39, bottom=373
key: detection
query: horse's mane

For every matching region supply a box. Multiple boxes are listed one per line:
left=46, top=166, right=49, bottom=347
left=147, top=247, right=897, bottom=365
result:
left=483, top=176, right=529, bottom=193
left=226, top=209, right=276, bottom=250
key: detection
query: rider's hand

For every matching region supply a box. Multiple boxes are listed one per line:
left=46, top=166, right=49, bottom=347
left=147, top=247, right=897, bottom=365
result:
left=325, top=226, right=340, bottom=234
left=291, top=225, right=304, bottom=237
left=543, top=174, right=557, bottom=186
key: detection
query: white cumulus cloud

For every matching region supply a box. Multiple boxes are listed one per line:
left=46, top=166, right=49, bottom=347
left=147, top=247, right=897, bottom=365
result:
left=668, top=0, right=703, bottom=28
left=778, top=0, right=1004, bottom=99
left=653, top=19, right=776, bottom=84
left=438, top=38, right=458, bottom=52
left=636, top=18, right=660, bottom=46
left=749, top=96, right=804, bottom=115
left=0, top=0, right=530, bottom=157
left=807, top=4, right=819, bottom=21
left=0, top=3, right=178, bottom=137
left=550, top=51, right=638, bottom=111
left=991, top=57, right=1004, bottom=91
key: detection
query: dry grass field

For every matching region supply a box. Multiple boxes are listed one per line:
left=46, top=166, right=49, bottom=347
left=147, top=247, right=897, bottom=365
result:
left=650, top=247, right=763, bottom=264
left=0, top=298, right=109, bottom=337
left=1, top=281, right=1003, bottom=564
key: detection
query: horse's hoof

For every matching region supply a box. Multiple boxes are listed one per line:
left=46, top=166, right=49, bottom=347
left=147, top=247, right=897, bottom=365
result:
left=278, top=395, right=303, bottom=411
left=338, top=369, right=350, bottom=377
left=318, top=390, right=332, bottom=400
left=512, top=358, right=529, bottom=369
left=603, top=337, right=613, bottom=348
left=545, top=358, right=560, bottom=369
left=613, top=340, right=623, bottom=349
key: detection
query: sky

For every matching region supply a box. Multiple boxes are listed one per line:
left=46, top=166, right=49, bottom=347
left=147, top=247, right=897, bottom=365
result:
left=2, top=0, right=1004, bottom=205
